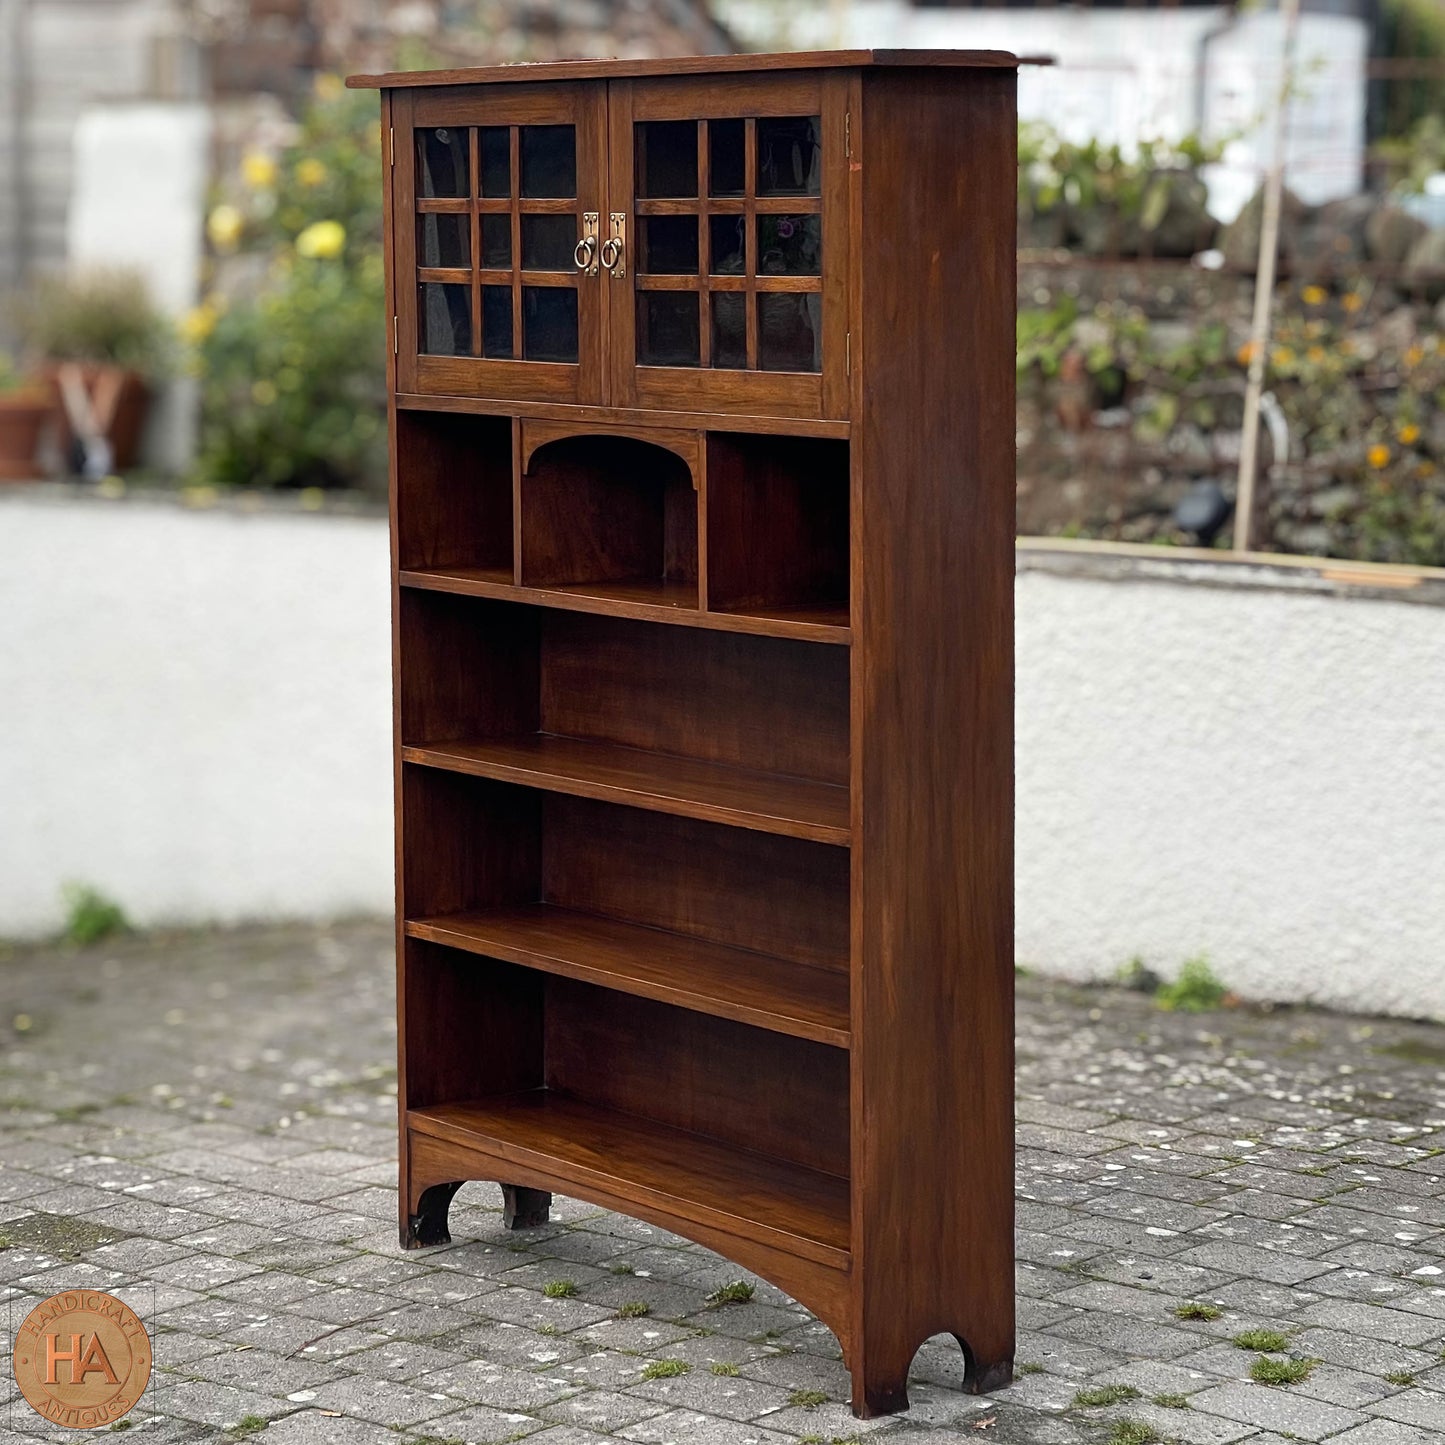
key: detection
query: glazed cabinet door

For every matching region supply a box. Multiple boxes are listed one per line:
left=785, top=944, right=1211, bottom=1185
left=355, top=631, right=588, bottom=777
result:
left=395, top=83, right=607, bottom=403
left=606, top=74, right=851, bottom=420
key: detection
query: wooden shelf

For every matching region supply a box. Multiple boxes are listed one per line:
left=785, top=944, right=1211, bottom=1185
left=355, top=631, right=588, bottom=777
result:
left=406, top=903, right=850, bottom=1047
left=409, top=1090, right=851, bottom=1269
left=401, top=733, right=850, bottom=844
left=400, top=566, right=852, bottom=644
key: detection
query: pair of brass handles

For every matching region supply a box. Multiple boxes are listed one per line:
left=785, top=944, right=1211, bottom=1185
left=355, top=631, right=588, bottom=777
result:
left=574, top=211, right=626, bottom=279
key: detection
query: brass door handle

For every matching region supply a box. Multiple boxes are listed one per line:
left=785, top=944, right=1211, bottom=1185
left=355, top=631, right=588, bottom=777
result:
left=602, top=212, right=626, bottom=279
left=575, top=212, right=600, bottom=275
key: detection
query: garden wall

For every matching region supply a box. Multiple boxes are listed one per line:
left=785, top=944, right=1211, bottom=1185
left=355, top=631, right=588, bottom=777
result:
left=3, top=491, right=1442, bottom=1020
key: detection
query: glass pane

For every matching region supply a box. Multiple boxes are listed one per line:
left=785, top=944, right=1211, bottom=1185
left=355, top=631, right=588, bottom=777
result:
left=523, top=286, right=578, bottom=363
left=481, top=214, right=511, bottom=268
left=757, top=117, right=822, bottom=197
left=636, top=121, right=697, bottom=198
left=419, top=282, right=471, bottom=355
left=482, top=285, right=513, bottom=359
left=637, top=291, right=700, bottom=367
left=708, top=118, right=745, bottom=197
left=758, top=214, right=821, bottom=276
left=758, top=292, right=821, bottom=372
left=418, top=213, right=470, bottom=268
left=522, top=215, right=577, bottom=271
left=709, top=215, right=746, bottom=276
left=711, top=293, right=747, bottom=370
left=520, top=126, right=576, bottom=198
left=480, top=127, right=510, bottom=197
left=417, top=127, right=468, bottom=198
left=640, top=217, right=698, bottom=275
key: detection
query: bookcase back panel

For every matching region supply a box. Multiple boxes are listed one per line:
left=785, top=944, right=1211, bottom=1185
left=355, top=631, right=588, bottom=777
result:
left=540, top=611, right=847, bottom=783
left=546, top=980, right=849, bottom=1178
left=541, top=795, right=848, bottom=971
left=396, top=411, right=514, bottom=573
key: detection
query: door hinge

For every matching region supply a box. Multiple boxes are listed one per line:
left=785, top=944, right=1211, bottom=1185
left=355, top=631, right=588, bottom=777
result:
left=388, top=126, right=394, bottom=166
left=845, top=112, right=851, bottom=159
left=392, top=315, right=399, bottom=355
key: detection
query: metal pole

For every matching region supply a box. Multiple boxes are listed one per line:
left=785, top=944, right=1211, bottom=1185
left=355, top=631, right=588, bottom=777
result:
left=1233, top=0, right=1302, bottom=553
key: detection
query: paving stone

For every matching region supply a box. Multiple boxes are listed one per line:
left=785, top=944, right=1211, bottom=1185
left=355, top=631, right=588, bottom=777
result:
left=1366, top=1387, right=1445, bottom=1430
left=1292, top=1298, right=1445, bottom=1346
left=1184, top=1378, right=1367, bottom=1438
left=539, top=1387, right=671, bottom=1433
left=250, top=1410, right=402, bottom=1445
left=1327, top=1422, right=1444, bottom=1445
left=305, top=1373, right=461, bottom=1426
left=615, top=1408, right=796, bottom=1443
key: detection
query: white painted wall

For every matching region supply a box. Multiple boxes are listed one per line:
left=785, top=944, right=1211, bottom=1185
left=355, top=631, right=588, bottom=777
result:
left=715, top=1, right=1369, bottom=218
left=0, top=492, right=393, bottom=937
left=2, top=494, right=1442, bottom=1021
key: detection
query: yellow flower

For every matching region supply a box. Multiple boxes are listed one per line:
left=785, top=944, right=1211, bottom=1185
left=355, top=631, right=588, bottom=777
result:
left=178, top=302, right=219, bottom=343
left=242, top=151, right=277, bottom=189
left=1306, top=346, right=1326, bottom=365
left=252, top=379, right=278, bottom=406
left=1272, top=346, right=1295, bottom=367
left=1397, top=422, right=1421, bottom=445
left=1404, top=345, right=1424, bottom=369
left=295, top=157, right=328, bottom=188
left=1367, top=443, right=1391, bottom=470
left=1341, top=291, right=1364, bottom=313
left=207, top=203, right=244, bottom=252
left=314, top=73, right=344, bottom=101
left=296, top=219, right=345, bottom=259
left=1301, top=284, right=1327, bottom=306
left=1236, top=341, right=1257, bottom=367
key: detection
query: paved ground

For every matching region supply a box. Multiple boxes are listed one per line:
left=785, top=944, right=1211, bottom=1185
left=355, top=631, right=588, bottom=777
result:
left=2, top=922, right=1444, bottom=1445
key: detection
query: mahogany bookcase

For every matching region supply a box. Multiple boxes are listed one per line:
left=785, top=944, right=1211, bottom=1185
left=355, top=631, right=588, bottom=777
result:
left=351, top=49, right=1017, bottom=1417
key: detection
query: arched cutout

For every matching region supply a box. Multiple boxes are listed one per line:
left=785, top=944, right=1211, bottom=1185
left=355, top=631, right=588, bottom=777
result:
left=519, top=433, right=698, bottom=607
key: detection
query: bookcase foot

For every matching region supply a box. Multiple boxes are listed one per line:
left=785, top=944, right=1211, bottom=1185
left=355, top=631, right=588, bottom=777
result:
left=961, top=1342, right=1014, bottom=1395
left=850, top=1331, right=1013, bottom=1417
left=501, top=1183, right=553, bottom=1229
left=404, top=1180, right=462, bottom=1248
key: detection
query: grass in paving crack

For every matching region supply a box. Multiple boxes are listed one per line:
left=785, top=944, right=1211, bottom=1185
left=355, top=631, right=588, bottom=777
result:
left=1232, top=1328, right=1291, bottom=1352
left=1153, top=1393, right=1190, bottom=1408
left=542, top=1278, right=578, bottom=1298
left=228, top=1420, right=268, bottom=1440
left=617, top=1300, right=651, bottom=1318
left=710, top=1361, right=740, bottom=1376
left=1107, top=1424, right=1162, bottom=1445
left=1073, top=1383, right=1142, bottom=1408
left=61, top=882, right=129, bottom=946
left=789, top=1389, right=829, bottom=1408
left=1251, top=1356, right=1318, bottom=1386
left=1016, top=1361, right=1044, bottom=1375
left=641, top=1358, right=690, bottom=1380
left=707, top=1280, right=756, bottom=1306
left=1385, top=1371, right=1416, bottom=1387
left=609, top=1261, right=636, bottom=1275
left=1155, top=955, right=1227, bottom=1012
left=1174, top=1302, right=1222, bottom=1321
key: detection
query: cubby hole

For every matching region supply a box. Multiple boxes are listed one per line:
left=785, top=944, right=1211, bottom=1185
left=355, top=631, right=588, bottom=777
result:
left=519, top=433, right=698, bottom=608
left=401, top=772, right=850, bottom=1047
left=398, top=594, right=849, bottom=838
left=706, top=432, right=849, bottom=629
left=395, top=410, right=514, bottom=580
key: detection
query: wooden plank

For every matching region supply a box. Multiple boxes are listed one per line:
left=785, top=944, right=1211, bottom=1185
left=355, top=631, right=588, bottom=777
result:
left=409, top=1091, right=852, bottom=1265
left=402, top=732, right=850, bottom=844
left=349, top=50, right=1021, bottom=90
left=407, top=903, right=850, bottom=1047
left=399, top=566, right=851, bottom=643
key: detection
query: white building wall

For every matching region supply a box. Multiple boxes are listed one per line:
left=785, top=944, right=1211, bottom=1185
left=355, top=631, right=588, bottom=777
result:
left=715, top=1, right=1369, bottom=217
left=2, top=494, right=1442, bottom=1021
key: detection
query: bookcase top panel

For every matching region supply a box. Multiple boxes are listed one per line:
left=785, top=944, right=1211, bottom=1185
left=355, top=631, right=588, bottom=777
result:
left=348, top=48, right=1020, bottom=91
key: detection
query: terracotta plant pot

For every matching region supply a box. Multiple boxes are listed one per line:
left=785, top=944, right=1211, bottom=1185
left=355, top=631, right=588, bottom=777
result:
left=47, top=362, right=150, bottom=473
left=0, top=390, right=56, bottom=481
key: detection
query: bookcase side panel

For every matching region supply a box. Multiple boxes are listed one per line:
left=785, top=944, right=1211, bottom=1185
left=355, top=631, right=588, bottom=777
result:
left=851, top=66, right=1018, bottom=1412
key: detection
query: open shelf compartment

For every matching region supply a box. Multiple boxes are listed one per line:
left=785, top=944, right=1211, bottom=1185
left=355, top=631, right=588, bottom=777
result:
left=399, top=592, right=850, bottom=843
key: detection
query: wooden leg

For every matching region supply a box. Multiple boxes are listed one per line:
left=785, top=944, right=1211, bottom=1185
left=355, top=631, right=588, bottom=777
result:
left=956, top=1333, right=1013, bottom=1395
left=404, top=1180, right=462, bottom=1248
left=849, top=1329, right=1013, bottom=1418
left=501, top=1183, right=552, bottom=1229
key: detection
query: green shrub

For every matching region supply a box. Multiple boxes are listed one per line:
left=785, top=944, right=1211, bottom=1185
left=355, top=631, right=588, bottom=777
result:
left=15, top=268, right=171, bottom=377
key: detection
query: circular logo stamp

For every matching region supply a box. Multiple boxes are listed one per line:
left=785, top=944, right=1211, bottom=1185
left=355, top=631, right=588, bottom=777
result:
left=12, top=1290, right=151, bottom=1430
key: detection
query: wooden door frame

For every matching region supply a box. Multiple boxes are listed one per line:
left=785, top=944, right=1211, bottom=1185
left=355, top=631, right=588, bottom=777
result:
left=606, top=72, right=850, bottom=420
left=396, top=83, right=609, bottom=405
